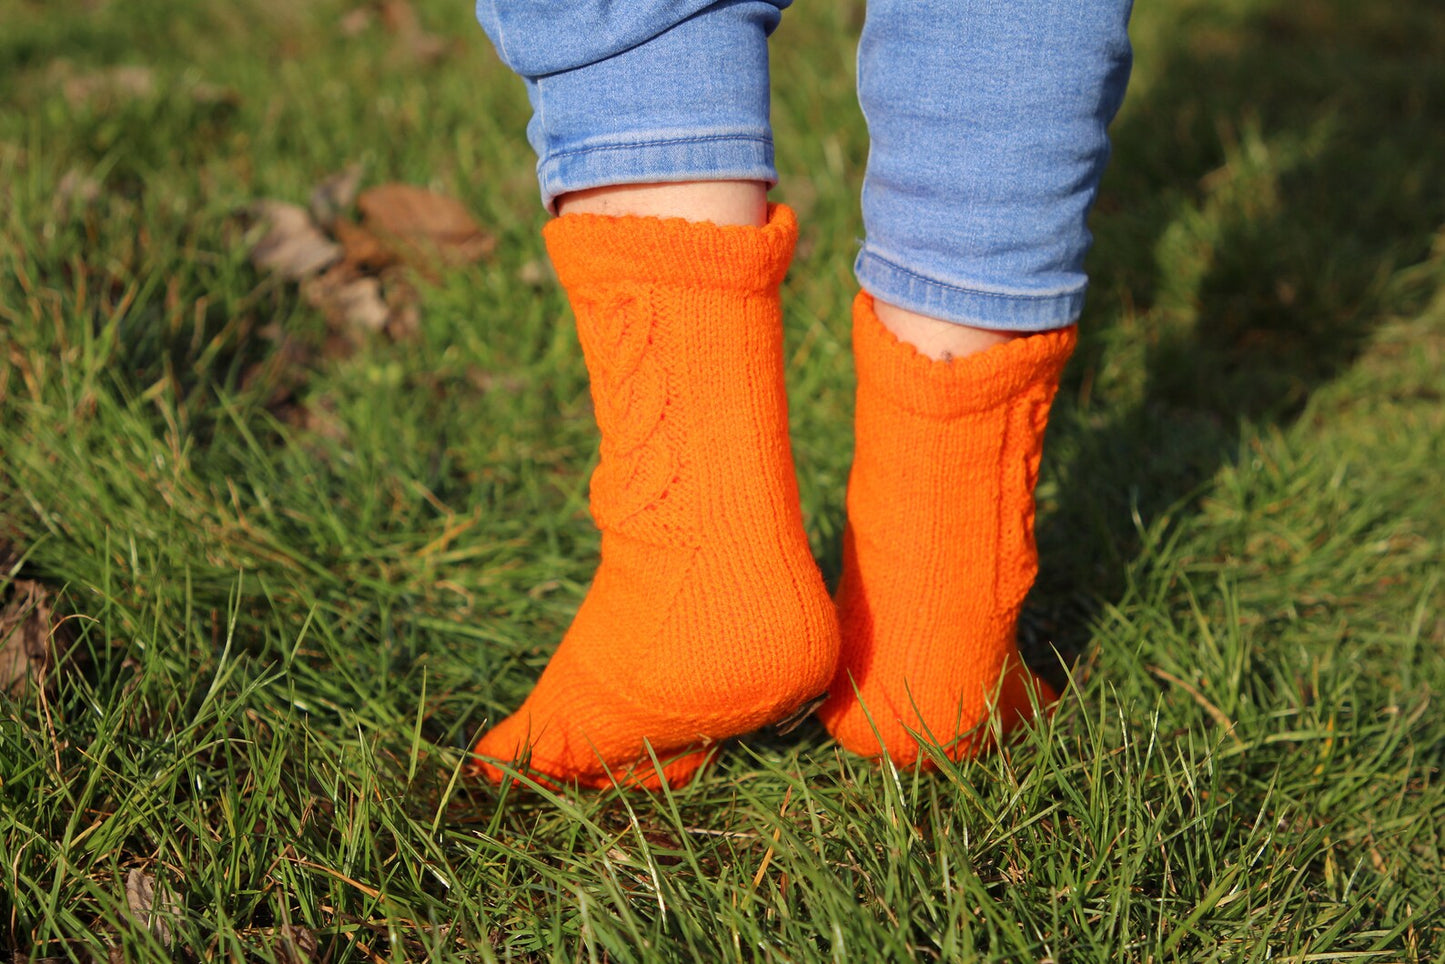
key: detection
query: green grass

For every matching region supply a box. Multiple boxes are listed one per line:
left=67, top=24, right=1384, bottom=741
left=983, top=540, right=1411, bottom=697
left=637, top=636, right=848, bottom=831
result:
left=2, top=0, right=1442, bottom=960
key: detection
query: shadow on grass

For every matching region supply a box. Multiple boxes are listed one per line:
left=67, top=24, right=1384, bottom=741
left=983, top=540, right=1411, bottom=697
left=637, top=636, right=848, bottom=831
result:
left=1029, top=0, right=1445, bottom=672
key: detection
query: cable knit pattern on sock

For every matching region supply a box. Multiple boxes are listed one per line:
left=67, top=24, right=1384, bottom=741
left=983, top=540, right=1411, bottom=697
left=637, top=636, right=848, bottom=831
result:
left=818, top=292, right=1074, bottom=763
left=474, top=205, right=839, bottom=789
left=574, top=286, right=682, bottom=537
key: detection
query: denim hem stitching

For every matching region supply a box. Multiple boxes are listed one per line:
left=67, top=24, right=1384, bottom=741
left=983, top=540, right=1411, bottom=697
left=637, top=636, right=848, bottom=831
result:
left=547, top=133, right=774, bottom=163
left=860, top=249, right=1085, bottom=303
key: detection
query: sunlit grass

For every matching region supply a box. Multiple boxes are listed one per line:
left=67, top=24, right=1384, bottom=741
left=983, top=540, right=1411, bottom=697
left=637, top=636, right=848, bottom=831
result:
left=1, top=0, right=1442, bottom=960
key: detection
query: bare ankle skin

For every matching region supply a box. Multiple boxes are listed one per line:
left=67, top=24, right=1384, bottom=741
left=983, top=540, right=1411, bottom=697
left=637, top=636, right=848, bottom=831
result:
left=872, top=298, right=1026, bottom=361
left=556, top=180, right=769, bottom=227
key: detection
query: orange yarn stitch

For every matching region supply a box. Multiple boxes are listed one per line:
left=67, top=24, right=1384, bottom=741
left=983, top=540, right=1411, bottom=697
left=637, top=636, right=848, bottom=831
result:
left=819, top=292, right=1074, bottom=763
left=473, top=205, right=839, bottom=789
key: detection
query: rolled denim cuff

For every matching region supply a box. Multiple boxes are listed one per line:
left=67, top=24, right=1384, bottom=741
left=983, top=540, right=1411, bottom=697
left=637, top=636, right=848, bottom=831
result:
left=853, top=0, right=1133, bottom=332
left=856, top=247, right=1088, bottom=332
left=538, top=133, right=776, bottom=215
left=515, top=1, right=781, bottom=212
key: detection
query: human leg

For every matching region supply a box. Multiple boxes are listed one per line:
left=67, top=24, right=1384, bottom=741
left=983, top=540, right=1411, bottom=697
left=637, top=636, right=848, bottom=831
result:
left=820, top=0, right=1134, bottom=761
left=471, top=1, right=837, bottom=789
left=474, top=0, right=788, bottom=214
left=556, top=181, right=767, bottom=227
left=852, top=0, right=1135, bottom=342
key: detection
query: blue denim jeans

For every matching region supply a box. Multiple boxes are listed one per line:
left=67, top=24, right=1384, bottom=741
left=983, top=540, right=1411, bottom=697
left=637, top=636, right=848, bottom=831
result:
left=476, top=0, right=1133, bottom=331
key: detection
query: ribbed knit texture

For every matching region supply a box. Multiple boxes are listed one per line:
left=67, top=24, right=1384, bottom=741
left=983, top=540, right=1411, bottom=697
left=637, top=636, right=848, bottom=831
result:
left=474, top=204, right=839, bottom=789
left=818, top=292, right=1074, bottom=762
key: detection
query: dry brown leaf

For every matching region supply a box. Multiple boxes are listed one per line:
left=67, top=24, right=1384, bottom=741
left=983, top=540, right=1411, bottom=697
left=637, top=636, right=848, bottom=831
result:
left=405, top=30, right=450, bottom=63
left=310, top=164, right=365, bottom=230
left=333, top=218, right=398, bottom=273
left=1, top=548, right=75, bottom=696
left=378, top=0, right=419, bottom=33
left=329, top=275, right=391, bottom=333
left=379, top=0, right=451, bottom=62
left=357, top=184, right=494, bottom=273
left=249, top=201, right=343, bottom=281
left=379, top=270, right=421, bottom=339
left=303, top=266, right=390, bottom=336
left=125, top=868, right=184, bottom=947
left=339, top=6, right=373, bottom=36
left=0, top=582, right=58, bottom=694
left=269, top=924, right=321, bottom=964
left=243, top=176, right=435, bottom=362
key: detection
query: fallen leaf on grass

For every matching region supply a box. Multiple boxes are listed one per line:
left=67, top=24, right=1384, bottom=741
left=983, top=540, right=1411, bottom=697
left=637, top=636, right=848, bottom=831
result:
left=358, top=183, right=495, bottom=274
left=247, top=177, right=486, bottom=340
left=379, top=271, right=421, bottom=339
left=0, top=545, right=76, bottom=696
left=300, top=263, right=420, bottom=344
left=241, top=173, right=491, bottom=433
left=340, top=5, right=373, bottom=37
left=249, top=201, right=343, bottom=280
left=309, top=163, right=365, bottom=230
left=303, top=266, right=390, bottom=334
left=378, top=0, right=452, bottom=63
left=267, top=924, right=321, bottom=964
left=333, top=218, right=398, bottom=272
left=125, top=869, right=185, bottom=947
left=339, top=0, right=450, bottom=62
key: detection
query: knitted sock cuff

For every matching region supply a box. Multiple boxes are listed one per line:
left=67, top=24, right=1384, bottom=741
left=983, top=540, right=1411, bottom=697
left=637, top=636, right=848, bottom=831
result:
left=542, top=204, right=797, bottom=293
left=851, top=291, right=1077, bottom=419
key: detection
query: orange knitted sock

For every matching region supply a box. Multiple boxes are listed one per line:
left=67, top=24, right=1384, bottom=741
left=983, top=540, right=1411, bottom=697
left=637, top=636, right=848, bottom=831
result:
left=818, top=292, right=1074, bottom=763
left=473, top=205, right=838, bottom=789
